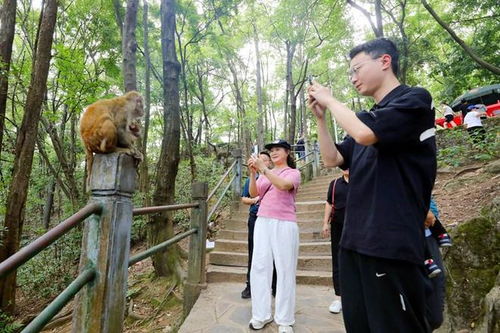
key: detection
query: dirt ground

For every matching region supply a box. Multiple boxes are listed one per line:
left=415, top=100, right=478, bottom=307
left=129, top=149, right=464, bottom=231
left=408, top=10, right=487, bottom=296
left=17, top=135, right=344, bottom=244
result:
left=432, top=162, right=499, bottom=227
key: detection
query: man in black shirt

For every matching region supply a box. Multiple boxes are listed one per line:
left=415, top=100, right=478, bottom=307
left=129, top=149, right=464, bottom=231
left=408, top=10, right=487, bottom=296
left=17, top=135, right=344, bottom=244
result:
left=308, top=38, right=436, bottom=332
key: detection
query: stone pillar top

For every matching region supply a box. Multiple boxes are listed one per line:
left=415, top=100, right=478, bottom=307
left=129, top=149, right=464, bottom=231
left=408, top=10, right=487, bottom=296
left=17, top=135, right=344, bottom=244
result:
left=89, top=153, right=137, bottom=197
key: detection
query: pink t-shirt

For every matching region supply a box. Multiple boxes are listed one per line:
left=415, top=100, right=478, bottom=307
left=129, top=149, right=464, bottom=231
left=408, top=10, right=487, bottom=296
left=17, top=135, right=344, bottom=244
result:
left=256, top=167, right=301, bottom=222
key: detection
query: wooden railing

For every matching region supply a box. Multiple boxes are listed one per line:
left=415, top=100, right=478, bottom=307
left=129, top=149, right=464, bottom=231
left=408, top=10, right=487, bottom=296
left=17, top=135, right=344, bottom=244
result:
left=0, top=153, right=211, bottom=332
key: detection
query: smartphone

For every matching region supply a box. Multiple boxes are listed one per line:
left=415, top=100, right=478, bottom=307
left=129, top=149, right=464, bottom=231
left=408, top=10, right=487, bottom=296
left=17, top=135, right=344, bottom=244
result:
left=252, top=145, right=259, bottom=155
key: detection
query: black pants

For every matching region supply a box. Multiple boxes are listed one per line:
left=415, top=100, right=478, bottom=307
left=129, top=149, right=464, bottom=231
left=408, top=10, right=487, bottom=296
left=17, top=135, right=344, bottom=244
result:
left=330, top=219, right=343, bottom=296
left=429, top=218, right=447, bottom=240
left=247, top=213, right=277, bottom=291
left=425, top=237, right=445, bottom=330
left=339, top=249, right=430, bottom=333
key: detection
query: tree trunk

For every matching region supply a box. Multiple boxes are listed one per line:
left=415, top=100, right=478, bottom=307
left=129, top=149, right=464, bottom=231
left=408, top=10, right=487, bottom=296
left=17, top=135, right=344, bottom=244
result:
left=113, top=0, right=124, bottom=36
left=227, top=58, right=251, bottom=158
left=149, top=0, right=182, bottom=280
left=420, top=0, right=500, bottom=75
left=177, top=35, right=197, bottom=179
left=42, top=178, right=56, bottom=230
left=253, top=24, right=264, bottom=151
left=139, top=0, right=151, bottom=206
left=347, top=0, right=384, bottom=37
left=374, top=0, right=384, bottom=38
left=0, top=0, right=58, bottom=314
left=123, top=0, right=139, bottom=91
left=0, top=0, right=17, bottom=161
left=285, top=41, right=296, bottom=144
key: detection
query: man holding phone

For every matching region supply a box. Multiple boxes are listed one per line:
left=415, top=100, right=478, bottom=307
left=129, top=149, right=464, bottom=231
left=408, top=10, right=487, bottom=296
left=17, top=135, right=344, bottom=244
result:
left=308, top=38, right=436, bottom=332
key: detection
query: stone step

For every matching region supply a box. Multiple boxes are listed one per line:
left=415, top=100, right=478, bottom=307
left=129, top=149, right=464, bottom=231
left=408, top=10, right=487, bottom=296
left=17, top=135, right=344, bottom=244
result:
left=296, top=194, right=326, bottom=201
left=236, top=201, right=324, bottom=213
left=214, top=239, right=331, bottom=255
left=206, top=265, right=333, bottom=286
left=223, top=219, right=324, bottom=230
left=234, top=209, right=324, bottom=218
left=217, top=229, right=326, bottom=242
left=209, top=252, right=332, bottom=271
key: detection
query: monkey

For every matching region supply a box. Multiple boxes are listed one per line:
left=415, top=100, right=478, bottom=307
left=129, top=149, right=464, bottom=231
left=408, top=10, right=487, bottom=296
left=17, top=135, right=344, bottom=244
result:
left=79, top=91, right=144, bottom=183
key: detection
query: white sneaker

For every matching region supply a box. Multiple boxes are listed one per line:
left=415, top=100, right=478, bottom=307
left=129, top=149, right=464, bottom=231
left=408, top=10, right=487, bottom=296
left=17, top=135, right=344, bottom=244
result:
left=278, top=325, right=294, bottom=333
left=329, top=299, right=342, bottom=313
left=249, top=317, right=273, bottom=330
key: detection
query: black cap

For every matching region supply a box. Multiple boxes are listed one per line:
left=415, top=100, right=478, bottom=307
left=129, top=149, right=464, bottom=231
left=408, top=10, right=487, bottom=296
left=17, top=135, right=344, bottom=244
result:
left=264, top=139, right=291, bottom=150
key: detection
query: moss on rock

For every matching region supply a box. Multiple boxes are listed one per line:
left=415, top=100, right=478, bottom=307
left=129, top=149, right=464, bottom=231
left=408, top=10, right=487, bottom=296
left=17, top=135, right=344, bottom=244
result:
left=443, top=202, right=500, bottom=331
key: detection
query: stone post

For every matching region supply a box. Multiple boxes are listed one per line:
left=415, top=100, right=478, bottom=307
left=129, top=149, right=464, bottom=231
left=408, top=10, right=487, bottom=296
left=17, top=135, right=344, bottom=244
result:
left=183, top=182, right=208, bottom=318
left=231, top=149, right=242, bottom=211
left=72, top=153, right=136, bottom=333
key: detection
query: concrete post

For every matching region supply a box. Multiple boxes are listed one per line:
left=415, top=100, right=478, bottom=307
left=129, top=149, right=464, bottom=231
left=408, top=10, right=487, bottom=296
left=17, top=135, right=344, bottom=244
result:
left=72, top=153, right=137, bottom=333
left=183, top=182, right=208, bottom=318
left=231, top=149, right=242, bottom=211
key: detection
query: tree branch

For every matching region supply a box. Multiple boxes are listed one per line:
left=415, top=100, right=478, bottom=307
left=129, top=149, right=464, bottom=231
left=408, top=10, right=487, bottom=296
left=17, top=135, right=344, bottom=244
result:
left=421, top=0, right=500, bottom=75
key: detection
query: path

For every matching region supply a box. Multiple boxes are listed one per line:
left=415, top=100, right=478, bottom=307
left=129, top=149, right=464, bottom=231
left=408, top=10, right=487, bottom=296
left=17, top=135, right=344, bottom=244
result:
left=179, top=282, right=345, bottom=332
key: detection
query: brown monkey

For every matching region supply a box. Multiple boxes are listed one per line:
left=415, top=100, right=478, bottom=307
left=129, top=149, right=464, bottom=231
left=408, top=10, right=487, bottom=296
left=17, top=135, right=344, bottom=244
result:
left=80, top=91, right=144, bottom=182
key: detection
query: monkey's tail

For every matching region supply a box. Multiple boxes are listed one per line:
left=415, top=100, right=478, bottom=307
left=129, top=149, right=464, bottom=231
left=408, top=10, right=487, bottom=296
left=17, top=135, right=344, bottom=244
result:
left=85, top=148, right=94, bottom=188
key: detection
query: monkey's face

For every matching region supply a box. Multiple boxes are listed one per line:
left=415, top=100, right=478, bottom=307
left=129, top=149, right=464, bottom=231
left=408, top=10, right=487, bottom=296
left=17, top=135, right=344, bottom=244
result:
left=129, top=121, right=141, bottom=139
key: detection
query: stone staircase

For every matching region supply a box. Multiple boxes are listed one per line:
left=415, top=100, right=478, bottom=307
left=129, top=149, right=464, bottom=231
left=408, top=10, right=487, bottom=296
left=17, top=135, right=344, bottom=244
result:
left=207, top=172, right=340, bottom=286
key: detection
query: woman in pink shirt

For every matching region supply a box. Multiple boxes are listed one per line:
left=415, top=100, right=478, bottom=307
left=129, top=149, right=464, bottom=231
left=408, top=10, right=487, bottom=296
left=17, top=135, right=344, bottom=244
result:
left=247, top=139, right=301, bottom=333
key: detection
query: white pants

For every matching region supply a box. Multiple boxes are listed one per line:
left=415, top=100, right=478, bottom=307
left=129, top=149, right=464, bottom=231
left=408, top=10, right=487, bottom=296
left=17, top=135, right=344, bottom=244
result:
left=250, top=217, right=299, bottom=325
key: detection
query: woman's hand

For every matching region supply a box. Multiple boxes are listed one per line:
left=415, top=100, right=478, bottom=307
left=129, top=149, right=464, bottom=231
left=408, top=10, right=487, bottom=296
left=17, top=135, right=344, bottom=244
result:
left=249, top=154, right=266, bottom=173
left=321, top=222, right=330, bottom=238
left=247, top=157, right=257, bottom=174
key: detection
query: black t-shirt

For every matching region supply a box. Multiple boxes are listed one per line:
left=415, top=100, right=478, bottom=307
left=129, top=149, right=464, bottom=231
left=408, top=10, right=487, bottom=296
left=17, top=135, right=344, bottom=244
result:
left=326, top=177, right=349, bottom=224
left=336, top=85, right=436, bottom=265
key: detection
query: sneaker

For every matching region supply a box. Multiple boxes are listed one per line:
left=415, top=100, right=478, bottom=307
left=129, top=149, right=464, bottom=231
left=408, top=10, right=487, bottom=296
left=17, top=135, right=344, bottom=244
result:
left=249, top=317, right=273, bottom=330
left=278, top=325, right=294, bottom=333
left=438, top=233, right=452, bottom=247
left=425, top=259, right=442, bottom=278
left=328, top=299, right=342, bottom=313
left=241, top=285, right=251, bottom=299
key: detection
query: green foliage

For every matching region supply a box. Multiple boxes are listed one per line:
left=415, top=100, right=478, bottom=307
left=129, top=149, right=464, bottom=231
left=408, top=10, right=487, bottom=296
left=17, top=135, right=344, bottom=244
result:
left=436, top=119, right=499, bottom=168
left=17, top=229, right=82, bottom=300
left=0, top=311, right=23, bottom=333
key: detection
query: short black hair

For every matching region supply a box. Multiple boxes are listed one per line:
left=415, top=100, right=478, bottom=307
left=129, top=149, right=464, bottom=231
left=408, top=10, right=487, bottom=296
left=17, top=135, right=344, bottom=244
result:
left=259, top=151, right=270, bottom=159
left=349, top=38, right=400, bottom=77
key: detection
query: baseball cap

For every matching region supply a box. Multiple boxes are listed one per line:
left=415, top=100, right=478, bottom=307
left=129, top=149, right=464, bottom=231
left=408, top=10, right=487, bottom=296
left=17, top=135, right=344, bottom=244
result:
left=264, top=139, right=291, bottom=150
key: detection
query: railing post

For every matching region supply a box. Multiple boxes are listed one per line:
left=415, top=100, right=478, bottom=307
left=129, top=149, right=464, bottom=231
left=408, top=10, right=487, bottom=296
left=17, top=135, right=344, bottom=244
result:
left=312, top=142, right=319, bottom=178
left=183, top=182, right=208, bottom=318
left=231, top=149, right=242, bottom=211
left=72, top=153, right=137, bottom=333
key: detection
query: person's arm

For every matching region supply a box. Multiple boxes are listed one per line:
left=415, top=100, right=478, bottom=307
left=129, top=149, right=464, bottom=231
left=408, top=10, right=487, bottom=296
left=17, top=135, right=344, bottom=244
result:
left=259, top=166, right=293, bottom=191
left=241, top=196, right=259, bottom=205
left=309, top=83, right=377, bottom=146
left=247, top=157, right=259, bottom=197
left=309, top=100, right=345, bottom=167
left=322, top=202, right=332, bottom=238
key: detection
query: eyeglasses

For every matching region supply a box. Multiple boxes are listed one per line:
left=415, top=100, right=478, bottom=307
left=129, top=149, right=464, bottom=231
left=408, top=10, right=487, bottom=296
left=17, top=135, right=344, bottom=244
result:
left=347, top=57, right=382, bottom=79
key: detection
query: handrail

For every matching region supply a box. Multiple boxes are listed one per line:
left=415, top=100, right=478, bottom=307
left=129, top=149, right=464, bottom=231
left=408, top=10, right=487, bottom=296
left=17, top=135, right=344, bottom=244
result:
left=128, top=228, right=197, bottom=266
left=207, top=173, right=237, bottom=222
left=207, top=160, right=237, bottom=202
left=133, top=203, right=199, bottom=216
left=296, top=151, right=314, bottom=163
left=21, top=267, right=96, bottom=333
left=299, top=160, right=314, bottom=171
left=0, top=203, right=102, bottom=279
